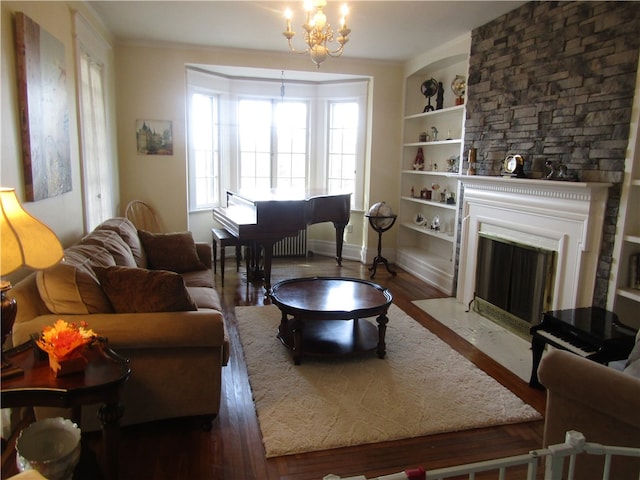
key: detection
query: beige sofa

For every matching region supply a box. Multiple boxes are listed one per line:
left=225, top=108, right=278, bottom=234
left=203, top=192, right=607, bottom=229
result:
left=10, top=217, right=229, bottom=431
left=538, top=341, right=640, bottom=479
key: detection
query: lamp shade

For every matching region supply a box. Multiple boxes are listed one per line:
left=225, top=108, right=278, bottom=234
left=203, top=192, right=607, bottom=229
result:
left=0, top=188, right=63, bottom=276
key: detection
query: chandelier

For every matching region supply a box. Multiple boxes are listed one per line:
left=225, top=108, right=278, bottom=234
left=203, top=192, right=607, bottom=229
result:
left=283, top=0, right=351, bottom=68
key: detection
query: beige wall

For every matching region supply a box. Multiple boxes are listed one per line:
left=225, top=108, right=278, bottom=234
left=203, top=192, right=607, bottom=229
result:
left=1, top=1, right=117, bottom=284
left=115, top=43, right=404, bottom=259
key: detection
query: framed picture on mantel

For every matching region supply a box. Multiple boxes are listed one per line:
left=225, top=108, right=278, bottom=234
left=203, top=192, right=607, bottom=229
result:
left=15, top=12, right=72, bottom=202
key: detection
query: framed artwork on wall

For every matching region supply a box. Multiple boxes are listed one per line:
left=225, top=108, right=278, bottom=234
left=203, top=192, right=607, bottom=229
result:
left=15, top=12, right=72, bottom=202
left=136, top=119, right=173, bottom=155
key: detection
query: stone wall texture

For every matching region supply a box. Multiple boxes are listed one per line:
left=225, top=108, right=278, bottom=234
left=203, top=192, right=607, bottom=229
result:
left=461, top=1, right=640, bottom=307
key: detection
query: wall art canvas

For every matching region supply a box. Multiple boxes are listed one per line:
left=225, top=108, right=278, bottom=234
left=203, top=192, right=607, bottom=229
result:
left=136, top=119, right=173, bottom=155
left=15, top=12, right=72, bottom=202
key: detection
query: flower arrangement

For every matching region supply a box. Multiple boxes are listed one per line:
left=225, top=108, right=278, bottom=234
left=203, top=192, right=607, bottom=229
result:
left=37, top=320, right=98, bottom=376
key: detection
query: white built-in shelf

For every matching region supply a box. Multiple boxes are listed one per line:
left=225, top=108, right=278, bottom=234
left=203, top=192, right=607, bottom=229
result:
left=400, top=222, right=455, bottom=243
left=402, top=170, right=458, bottom=177
left=617, top=287, right=640, bottom=302
left=624, top=234, right=640, bottom=245
left=404, top=104, right=465, bottom=121
left=404, top=139, right=461, bottom=147
left=401, top=196, right=457, bottom=210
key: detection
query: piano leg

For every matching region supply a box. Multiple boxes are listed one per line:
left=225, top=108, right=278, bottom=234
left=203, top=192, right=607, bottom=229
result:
left=529, top=334, right=546, bottom=389
left=262, top=240, right=275, bottom=294
left=333, top=222, right=347, bottom=266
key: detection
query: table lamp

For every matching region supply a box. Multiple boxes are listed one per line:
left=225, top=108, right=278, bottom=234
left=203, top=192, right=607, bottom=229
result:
left=1, top=187, right=64, bottom=377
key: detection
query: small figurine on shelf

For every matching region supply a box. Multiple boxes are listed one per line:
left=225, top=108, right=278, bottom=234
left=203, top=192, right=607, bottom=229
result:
left=411, top=186, right=415, bottom=197
left=446, top=191, right=456, bottom=204
left=440, top=188, right=447, bottom=203
left=446, top=156, right=457, bottom=173
left=436, top=82, right=444, bottom=110
left=413, top=147, right=425, bottom=170
left=431, top=126, right=439, bottom=141
left=430, top=215, right=440, bottom=231
left=419, top=131, right=427, bottom=142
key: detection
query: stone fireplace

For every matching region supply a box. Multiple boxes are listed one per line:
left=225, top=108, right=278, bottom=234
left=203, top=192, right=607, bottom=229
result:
left=456, top=176, right=611, bottom=329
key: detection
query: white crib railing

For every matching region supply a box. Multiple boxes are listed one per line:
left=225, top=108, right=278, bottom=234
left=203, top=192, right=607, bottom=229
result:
left=324, top=431, right=640, bottom=480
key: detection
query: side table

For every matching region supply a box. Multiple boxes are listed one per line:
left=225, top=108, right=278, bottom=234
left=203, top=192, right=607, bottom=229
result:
left=1, top=341, right=130, bottom=480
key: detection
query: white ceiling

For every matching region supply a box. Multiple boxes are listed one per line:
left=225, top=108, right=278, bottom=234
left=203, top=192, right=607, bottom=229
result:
left=88, top=1, right=525, bottom=64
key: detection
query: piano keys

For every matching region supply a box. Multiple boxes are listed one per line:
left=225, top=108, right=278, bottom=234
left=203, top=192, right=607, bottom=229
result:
left=212, top=189, right=351, bottom=291
left=529, top=306, right=637, bottom=388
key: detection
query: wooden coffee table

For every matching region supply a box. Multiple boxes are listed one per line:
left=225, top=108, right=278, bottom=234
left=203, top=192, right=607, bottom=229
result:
left=1, top=341, right=130, bottom=480
left=270, top=277, right=393, bottom=365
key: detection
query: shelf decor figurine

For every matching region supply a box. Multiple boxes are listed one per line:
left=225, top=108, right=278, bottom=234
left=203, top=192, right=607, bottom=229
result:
left=451, top=75, right=466, bottom=105
left=413, top=147, right=425, bottom=170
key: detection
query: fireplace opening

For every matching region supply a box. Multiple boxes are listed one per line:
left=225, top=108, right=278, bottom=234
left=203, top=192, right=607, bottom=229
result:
left=473, top=233, right=555, bottom=337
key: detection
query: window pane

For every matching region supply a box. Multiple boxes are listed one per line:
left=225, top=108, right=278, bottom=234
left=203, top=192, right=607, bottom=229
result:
left=276, top=101, right=307, bottom=188
left=190, top=93, right=219, bottom=209
left=327, top=101, right=358, bottom=209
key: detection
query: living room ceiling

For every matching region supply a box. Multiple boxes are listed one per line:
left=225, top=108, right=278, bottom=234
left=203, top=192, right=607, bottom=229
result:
left=88, top=1, right=526, bottom=64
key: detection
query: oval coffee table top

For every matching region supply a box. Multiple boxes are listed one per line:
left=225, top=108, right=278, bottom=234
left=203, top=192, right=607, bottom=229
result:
left=270, top=276, right=392, bottom=319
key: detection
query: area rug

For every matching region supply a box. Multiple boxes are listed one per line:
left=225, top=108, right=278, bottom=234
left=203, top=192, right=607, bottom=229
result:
left=413, top=298, right=534, bottom=382
left=235, top=304, right=542, bottom=458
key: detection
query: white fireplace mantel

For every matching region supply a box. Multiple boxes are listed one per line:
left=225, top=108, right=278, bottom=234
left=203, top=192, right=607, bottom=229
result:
left=456, top=176, right=611, bottom=311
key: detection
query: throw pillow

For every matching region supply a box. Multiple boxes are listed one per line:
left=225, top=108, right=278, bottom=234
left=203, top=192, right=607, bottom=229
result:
left=37, top=245, right=115, bottom=314
left=93, top=266, right=198, bottom=313
left=95, top=217, right=147, bottom=268
left=80, top=229, right=137, bottom=267
left=138, top=230, right=207, bottom=273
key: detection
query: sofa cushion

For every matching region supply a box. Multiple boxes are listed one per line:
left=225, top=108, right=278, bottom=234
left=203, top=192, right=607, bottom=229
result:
left=181, top=269, right=214, bottom=288
left=36, top=245, right=115, bottom=314
left=80, top=229, right=137, bottom=267
left=138, top=230, right=207, bottom=273
left=95, top=217, right=147, bottom=268
left=94, top=266, right=198, bottom=313
left=187, top=286, right=222, bottom=311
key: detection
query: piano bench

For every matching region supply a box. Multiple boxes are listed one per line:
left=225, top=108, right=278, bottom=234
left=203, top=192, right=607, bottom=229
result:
left=212, top=228, right=242, bottom=286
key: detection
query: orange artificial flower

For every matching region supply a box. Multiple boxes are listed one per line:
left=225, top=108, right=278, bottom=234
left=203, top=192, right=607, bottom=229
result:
left=37, top=320, right=97, bottom=360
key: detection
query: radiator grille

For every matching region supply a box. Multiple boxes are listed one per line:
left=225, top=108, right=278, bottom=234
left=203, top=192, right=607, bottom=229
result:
left=273, top=228, right=307, bottom=257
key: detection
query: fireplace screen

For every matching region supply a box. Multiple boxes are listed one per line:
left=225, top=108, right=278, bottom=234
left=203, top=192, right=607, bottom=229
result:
left=475, top=233, right=555, bottom=327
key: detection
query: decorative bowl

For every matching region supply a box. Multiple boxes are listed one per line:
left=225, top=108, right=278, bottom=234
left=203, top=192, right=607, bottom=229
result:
left=16, top=417, right=81, bottom=480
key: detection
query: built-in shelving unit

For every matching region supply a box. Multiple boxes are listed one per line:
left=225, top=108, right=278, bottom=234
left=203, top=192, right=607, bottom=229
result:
left=396, top=36, right=470, bottom=295
left=608, top=100, right=640, bottom=330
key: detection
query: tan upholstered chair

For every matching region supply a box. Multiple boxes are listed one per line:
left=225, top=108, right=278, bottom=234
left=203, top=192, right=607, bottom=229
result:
left=125, top=200, right=162, bottom=233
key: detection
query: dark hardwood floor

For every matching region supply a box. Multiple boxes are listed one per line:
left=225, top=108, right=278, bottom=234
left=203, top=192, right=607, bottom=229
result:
left=2, top=255, right=546, bottom=480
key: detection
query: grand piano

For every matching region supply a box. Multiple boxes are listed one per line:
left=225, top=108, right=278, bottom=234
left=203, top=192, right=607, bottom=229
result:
left=212, top=189, right=351, bottom=291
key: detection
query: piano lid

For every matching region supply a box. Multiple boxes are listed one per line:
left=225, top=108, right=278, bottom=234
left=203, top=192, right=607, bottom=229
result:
left=229, top=188, right=351, bottom=203
left=543, top=307, right=621, bottom=339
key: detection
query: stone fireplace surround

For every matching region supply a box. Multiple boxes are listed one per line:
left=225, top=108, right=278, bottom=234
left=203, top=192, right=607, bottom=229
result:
left=456, top=176, right=611, bottom=314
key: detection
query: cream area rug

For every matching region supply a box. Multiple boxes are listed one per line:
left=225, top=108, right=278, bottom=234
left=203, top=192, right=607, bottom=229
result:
left=235, top=304, right=542, bottom=458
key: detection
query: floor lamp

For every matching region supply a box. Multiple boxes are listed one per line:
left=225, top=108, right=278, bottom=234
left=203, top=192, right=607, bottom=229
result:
left=1, top=188, right=64, bottom=378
